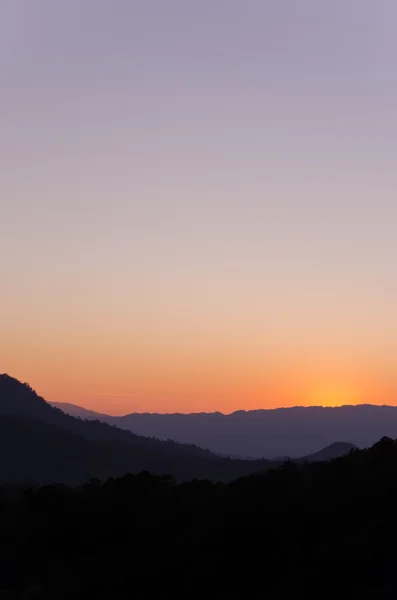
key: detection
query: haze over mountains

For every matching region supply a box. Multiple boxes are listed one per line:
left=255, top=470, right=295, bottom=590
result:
left=53, top=400, right=397, bottom=458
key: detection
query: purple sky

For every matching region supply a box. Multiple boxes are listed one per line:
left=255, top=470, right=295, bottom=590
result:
left=1, top=1, right=396, bottom=412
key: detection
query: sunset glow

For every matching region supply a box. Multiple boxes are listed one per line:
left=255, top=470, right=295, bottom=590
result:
left=1, top=2, right=396, bottom=414
left=308, top=387, right=360, bottom=408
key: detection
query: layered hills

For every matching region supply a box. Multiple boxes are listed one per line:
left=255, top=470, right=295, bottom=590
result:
left=0, top=374, right=271, bottom=484
left=51, top=399, right=394, bottom=458
left=0, top=374, right=357, bottom=485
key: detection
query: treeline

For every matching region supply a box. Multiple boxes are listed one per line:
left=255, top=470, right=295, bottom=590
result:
left=2, top=438, right=397, bottom=598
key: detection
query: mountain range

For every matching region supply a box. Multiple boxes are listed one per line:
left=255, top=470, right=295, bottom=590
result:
left=52, top=400, right=397, bottom=458
left=0, top=374, right=270, bottom=484
left=0, top=374, right=357, bottom=485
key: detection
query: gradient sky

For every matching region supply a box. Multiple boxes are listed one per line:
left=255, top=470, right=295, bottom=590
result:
left=1, top=1, right=396, bottom=414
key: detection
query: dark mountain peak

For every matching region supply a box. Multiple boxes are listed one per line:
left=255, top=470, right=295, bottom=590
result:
left=0, top=373, right=31, bottom=389
left=0, top=374, right=54, bottom=418
left=0, top=373, right=36, bottom=398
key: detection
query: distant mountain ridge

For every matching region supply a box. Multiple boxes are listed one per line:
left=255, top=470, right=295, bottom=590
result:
left=53, top=401, right=109, bottom=420
left=51, top=400, right=397, bottom=458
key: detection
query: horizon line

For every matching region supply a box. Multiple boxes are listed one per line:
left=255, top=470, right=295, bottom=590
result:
left=50, top=400, right=397, bottom=418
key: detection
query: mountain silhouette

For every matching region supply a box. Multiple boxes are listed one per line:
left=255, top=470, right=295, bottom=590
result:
left=51, top=400, right=396, bottom=457
left=0, top=374, right=273, bottom=484
left=298, top=441, right=357, bottom=462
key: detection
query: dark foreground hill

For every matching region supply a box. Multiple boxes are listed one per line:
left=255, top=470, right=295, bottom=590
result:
left=52, top=400, right=397, bottom=457
left=1, top=437, right=397, bottom=598
left=0, top=374, right=272, bottom=484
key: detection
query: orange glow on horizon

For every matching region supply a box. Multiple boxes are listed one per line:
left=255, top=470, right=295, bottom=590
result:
left=6, top=365, right=394, bottom=416
left=307, top=386, right=360, bottom=408
left=1, top=334, right=396, bottom=415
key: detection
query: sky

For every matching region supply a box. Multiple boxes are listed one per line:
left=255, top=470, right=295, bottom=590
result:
left=1, top=1, right=396, bottom=414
